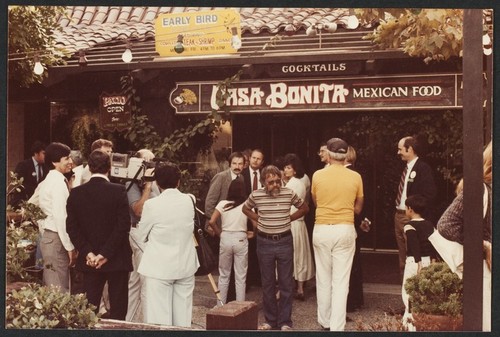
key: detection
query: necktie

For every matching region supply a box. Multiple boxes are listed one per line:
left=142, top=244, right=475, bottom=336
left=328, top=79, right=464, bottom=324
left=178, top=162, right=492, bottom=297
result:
left=37, top=165, right=42, bottom=183
left=252, top=171, right=258, bottom=191
left=395, top=166, right=408, bottom=206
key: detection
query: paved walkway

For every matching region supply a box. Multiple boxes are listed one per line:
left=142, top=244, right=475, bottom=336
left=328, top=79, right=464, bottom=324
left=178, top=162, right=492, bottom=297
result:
left=192, top=275, right=405, bottom=331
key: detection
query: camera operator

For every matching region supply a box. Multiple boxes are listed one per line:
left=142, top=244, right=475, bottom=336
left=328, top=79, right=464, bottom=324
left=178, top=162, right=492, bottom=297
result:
left=125, top=149, right=161, bottom=322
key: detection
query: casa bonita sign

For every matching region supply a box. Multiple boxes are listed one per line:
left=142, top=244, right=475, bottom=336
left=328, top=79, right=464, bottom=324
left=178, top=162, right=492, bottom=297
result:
left=99, top=93, right=131, bottom=131
left=169, top=74, right=463, bottom=114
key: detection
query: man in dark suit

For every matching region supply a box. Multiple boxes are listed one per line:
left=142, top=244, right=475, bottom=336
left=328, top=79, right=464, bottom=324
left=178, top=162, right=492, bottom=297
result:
left=66, top=149, right=132, bottom=320
left=240, top=149, right=265, bottom=288
left=11, top=140, right=46, bottom=208
left=394, top=136, right=437, bottom=278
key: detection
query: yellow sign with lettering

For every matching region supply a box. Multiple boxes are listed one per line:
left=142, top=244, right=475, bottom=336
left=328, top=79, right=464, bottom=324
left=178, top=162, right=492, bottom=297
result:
left=155, top=9, right=242, bottom=57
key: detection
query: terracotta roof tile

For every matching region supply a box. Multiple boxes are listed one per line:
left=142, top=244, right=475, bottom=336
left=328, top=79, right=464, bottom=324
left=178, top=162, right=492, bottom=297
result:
left=54, top=6, right=370, bottom=54
left=93, top=6, right=109, bottom=24
left=106, top=6, right=121, bottom=23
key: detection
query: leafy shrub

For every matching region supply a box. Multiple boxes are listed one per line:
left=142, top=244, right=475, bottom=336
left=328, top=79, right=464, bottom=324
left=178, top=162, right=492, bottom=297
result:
left=6, top=284, right=99, bottom=329
left=6, top=219, right=40, bottom=283
left=405, top=262, right=463, bottom=316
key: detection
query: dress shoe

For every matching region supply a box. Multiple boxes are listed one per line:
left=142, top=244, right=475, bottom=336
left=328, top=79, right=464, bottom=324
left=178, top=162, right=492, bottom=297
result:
left=294, top=292, right=305, bottom=301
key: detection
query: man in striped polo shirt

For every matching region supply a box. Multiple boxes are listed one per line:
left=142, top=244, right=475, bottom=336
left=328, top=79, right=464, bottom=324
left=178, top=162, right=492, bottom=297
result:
left=242, top=165, right=309, bottom=331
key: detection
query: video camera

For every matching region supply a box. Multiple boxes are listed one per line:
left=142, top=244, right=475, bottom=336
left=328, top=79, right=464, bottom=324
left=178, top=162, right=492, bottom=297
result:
left=110, top=153, right=156, bottom=182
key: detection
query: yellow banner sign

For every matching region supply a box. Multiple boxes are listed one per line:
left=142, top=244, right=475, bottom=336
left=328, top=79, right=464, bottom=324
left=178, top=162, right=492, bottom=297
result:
left=155, top=9, right=241, bottom=57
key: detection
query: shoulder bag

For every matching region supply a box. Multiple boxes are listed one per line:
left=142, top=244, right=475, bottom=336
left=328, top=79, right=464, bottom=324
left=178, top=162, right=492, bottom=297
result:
left=190, top=195, right=217, bottom=276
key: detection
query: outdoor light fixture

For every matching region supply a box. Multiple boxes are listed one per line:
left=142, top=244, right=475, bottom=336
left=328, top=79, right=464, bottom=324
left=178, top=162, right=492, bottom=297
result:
left=174, top=34, right=185, bottom=54
left=33, top=55, right=44, bottom=75
left=230, top=27, right=242, bottom=50
left=306, top=22, right=338, bottom=48
left=122, top=41, right=133, bottom=63
left=346, top=15, right=360, bottom=29
left=483, top=33, right=492, bottom=56
left=78, top=50, right=88, bottom=66
left=306, top=22, right=337, bottom=37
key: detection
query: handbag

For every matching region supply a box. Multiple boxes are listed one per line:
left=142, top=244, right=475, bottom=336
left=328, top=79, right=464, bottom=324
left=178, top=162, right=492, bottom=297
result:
left=190, top=196, right=217, bottom=276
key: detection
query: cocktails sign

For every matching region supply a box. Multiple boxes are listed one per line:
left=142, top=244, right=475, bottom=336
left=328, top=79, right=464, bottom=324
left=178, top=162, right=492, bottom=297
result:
left=169, top=74, right=463, bottom=114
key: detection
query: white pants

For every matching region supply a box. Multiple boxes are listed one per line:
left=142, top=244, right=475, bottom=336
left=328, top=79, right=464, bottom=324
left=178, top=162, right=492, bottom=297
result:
left=143, top=275, right=195, bottom=327
left=483, top=260, right=491, bottom=331
left=218, top=231, right=248, bottom=304
left=313, top=224, right=356, bottom=331
left=126, top=228, right=146, bottom=322
left=401, top=256, right=431, bottom=330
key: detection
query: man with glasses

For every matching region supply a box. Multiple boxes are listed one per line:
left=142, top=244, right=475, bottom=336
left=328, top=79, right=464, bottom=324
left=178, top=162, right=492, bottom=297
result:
left=242, top=165, right=309, bottom=331
left=317, top=143, right=330, bottom=168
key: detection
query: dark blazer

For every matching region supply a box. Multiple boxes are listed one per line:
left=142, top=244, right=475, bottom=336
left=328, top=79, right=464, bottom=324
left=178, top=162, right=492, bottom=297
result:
left=241, top=167, right=262, bottom=197
left=405, top=158, right=437, bottom=219
left=11, top=158, right=46, bottom=206
left=66, top=177, right=133, bottom=272
left=406, top=159, right=437, bottom=203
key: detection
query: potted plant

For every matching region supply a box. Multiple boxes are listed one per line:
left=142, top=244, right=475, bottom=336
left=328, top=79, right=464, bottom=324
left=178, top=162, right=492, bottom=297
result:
left=404, top=262, right=463, bottom=331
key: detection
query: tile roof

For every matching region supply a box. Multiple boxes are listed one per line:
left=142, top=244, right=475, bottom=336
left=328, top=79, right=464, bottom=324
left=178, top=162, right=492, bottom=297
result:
left=53, top=7, right=363, bottom=54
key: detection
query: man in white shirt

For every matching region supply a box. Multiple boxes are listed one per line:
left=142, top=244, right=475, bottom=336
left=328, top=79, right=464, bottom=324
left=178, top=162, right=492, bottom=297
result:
left=38, top=142, right=76, bottom=292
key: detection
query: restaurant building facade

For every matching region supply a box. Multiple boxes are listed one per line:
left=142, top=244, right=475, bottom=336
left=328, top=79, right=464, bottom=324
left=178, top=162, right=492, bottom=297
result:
left=7, top=7, right=492, bottom=250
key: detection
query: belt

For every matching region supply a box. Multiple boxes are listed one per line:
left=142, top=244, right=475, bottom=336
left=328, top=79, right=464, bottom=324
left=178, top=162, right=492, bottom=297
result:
left=395, top=209, right=406, bottom=214
left=257, top=230, right=291, bottom=241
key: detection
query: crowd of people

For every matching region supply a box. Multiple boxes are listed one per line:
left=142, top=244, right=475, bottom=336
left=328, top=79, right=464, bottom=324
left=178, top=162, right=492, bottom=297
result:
left=10, top=135, right=491, bottom=331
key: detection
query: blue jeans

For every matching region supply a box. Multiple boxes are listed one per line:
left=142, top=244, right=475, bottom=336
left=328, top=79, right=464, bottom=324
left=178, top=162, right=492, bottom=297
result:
left=257, top=234, right=294, bottom=328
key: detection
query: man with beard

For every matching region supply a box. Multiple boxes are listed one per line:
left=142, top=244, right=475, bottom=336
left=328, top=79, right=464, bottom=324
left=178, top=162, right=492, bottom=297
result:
left=205, top=152, right=245, bottom=301
left=243, top=165, right=309, bottom=331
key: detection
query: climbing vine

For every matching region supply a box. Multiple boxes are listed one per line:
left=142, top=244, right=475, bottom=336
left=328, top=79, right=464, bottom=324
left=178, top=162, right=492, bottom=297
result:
left=119, top=69, right=242, bottom=160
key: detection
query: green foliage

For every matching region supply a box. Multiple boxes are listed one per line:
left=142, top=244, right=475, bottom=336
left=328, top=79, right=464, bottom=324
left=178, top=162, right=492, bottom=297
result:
left=6, top=171, right=24, bottom=211
left=8, top=6, right=68, bottom=87
left=356, top=8, right=464, bottom=63
left=119, top=71, right=242, bottom=161
left=70, top=114, right=107, bottom=159
left=338, top=110, right=463, bottom=185
left=6, top=284, right=99, bottom=328
left=405, top=262, right=463, bottom=316
left=355, top=313, right=407, bottom=331
left=337, top=110, right=462, bottom=229
left=6, top=171, right=47, bottom=283
left=6, top=220, right=40, bottom=283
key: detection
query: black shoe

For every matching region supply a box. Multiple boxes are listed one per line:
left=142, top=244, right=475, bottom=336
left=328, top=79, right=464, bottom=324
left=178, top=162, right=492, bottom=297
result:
left=320, top=325, right=329, bottom=331
left=294, top=293, right=305, bottom=301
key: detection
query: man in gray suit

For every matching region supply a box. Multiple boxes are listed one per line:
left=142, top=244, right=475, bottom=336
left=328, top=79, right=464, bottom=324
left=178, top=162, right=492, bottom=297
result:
left=204, top=151, right=245, bottom=301
left=205, top=151, right=245, bottom=235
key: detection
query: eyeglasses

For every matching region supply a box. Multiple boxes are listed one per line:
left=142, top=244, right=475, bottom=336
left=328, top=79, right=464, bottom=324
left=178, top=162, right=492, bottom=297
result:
left=266, top=179, right=282, bottom=186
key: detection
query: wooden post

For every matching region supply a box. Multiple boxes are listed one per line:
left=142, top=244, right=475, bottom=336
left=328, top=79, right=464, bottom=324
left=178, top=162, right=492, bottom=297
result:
left=462, top=9, right=484, bottom=331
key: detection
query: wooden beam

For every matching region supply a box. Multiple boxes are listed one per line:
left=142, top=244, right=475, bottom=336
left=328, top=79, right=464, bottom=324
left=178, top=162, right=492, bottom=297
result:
left=462, top=9, right=484, bottom=331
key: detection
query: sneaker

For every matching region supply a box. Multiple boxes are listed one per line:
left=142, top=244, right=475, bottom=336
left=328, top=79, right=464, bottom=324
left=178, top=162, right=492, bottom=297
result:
left=258, top=323, right=273, bottom=330
left=281, top=325, right=293, bottom=331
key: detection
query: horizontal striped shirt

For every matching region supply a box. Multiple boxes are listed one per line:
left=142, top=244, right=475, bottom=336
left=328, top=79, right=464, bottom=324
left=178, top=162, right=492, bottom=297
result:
left=244, top=187, right=303, bottom=234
